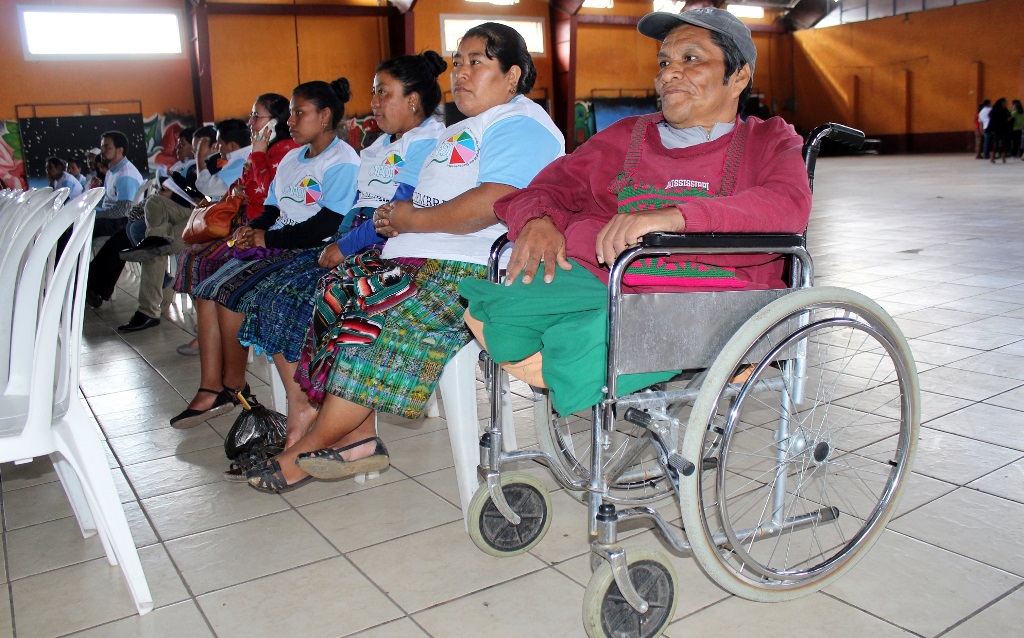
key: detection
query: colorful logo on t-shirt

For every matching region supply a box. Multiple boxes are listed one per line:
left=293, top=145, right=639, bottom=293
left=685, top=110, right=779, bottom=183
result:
left=368, top=153, right=404, bottom=185
left=431, top=130, right=478, bottom=166
left=281, top=175, right=322, bottom=205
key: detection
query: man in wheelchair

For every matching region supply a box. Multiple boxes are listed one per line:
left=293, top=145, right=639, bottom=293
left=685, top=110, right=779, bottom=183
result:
left=461, top=7, right=813, bottom=416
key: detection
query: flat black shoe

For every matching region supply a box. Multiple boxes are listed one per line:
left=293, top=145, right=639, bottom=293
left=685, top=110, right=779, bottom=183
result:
left=119, top=236, right=172, bottom=262
left=170, top=387, right=236, bottom=428
left=118, top=311, right=160, bottom=332
left=85, top=290, right=103, bottom=309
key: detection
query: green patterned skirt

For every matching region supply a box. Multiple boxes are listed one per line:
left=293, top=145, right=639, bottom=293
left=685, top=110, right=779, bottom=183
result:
left=319, top=259, right=486, bottom=419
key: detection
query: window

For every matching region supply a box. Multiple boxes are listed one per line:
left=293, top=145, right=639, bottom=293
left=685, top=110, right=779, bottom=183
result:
left=17, top=5, right=184, bottom=60
left=441, top=15, right=547, bottom=57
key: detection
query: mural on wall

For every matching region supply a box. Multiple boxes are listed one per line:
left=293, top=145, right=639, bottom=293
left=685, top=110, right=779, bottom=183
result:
left=574, top=101, right=596, bottom=146
left=144, top=112, right=195, bottom=177
left=0, top=120, right=26, bottom=189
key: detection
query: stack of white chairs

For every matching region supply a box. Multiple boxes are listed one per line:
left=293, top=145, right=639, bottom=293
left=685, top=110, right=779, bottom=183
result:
left=0, top=187, right=153, bottom=615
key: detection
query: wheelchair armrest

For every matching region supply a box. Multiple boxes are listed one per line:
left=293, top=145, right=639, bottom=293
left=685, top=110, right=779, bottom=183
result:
left=640, top=232, right=806, bottom=251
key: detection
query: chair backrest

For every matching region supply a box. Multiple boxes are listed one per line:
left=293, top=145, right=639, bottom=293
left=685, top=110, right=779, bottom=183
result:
left=5, top=189, right=102, bottom=425
left=0, top=188, right=56, bottom=250
left=132, top=177, right=158, bottom=206
left=0, top=188, right=72, bottom=394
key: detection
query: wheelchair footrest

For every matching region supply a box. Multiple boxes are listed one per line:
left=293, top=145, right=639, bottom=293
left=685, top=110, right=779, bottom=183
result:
left=668, top=454, right=695, bottom=477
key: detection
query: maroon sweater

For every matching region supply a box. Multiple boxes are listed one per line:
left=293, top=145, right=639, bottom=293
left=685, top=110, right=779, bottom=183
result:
left=495, top=115, right=812, bottom=292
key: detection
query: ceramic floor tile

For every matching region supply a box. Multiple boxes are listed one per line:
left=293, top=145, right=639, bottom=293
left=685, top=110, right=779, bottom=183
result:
left=412, top=466, right=463, bottom=510
left=916, top=325, right=1023, bottom=351
left=663, top=593, right=913, bottom=637
left=350, top=521, right=546, bottom=612
left=198, top=557, right=402, bottom=637
left=299, top=479, right=461, bottom=553
left=165, top=510, right=337, bottom=595
left=109, top=422, right=223, bottom=466
left=901, top=427, right=1022, bottom=485
left=946, top=350, right=1024, bottom=381
left=0, top=457, right=57, bottom=492
left=347, top=618, right=429, bottom=638
left=906, top=339, right=982, bottom=366
left=95, top=400, right=190, bottom=438
left=386, top=428, right=457, bottom=477
left=985, top=385, right=1024, bottom=412
left=965, top=315, right=1024, bottom=336
left=2, top=479, right=74, bottom=530
left=925, top=402, right=1024, bottom=451
left=9, top=543, right=187, bottom=638
left=122, top=445, right=233, bottom=500
left=142, top=479, right=289, bottom=540
left=938, top=296, right=1023, bottom=315
left=898, top=307, right=989, bottom=327
left=916, top=366, right=1023, bottom=402
left=5, top=515, right=107, bottom=580
left=968, top=459, right=1024, bottom=504
left=68, top=600, right=214, bottom=638
left=891, top=488, right=1024, bottom=577
left=413, top=569, right=587, bottom=638
left=78, top=368, right=170, bottom=398
left=376, top=411, right=448, bottom=442
left=943, top=587, right=1024, bottom=637
left=825, top=530, right=1022, bottom=636
left=86, top=384, right=186, bottom=416
left=0, top=590, right=10, bottom=638
left=122, top=498, right=160, bottom=548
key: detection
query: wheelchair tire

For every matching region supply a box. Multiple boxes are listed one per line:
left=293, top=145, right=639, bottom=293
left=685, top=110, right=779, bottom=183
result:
left=679, top=287, right=920, bottom=601
left=467, top=472, right=552, bottom=557
left=582, top=548, right=678, bottom=638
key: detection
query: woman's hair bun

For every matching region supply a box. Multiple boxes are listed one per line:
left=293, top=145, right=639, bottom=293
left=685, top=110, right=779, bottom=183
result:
left=330, top=77, right=351, bottom=104
left=420, top=50, right=447, bottom=78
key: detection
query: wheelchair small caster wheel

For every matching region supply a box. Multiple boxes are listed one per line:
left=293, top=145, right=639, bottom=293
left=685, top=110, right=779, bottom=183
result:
left=583, top=549, right=678, bottom=638
left=467, top=471, right=551, bottom=557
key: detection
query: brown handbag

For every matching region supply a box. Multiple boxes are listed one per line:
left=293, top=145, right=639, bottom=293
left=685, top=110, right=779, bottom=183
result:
left=182, top=184, right=245, bottom=244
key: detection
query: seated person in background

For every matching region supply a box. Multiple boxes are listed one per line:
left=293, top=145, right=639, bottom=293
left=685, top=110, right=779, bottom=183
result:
left=460, top=8, right=813, bottom=417
left=195, top=119, right=253, bottom=201
left=93, top=130, right=144, bottom=237
left=85, top=127, right=213, bottom=312
left=45, top=157, right=84, bottom=199
left=114, top=126, right=203, bottom=332
left=66, top=158, right=88, bottom=189
left=245, top=23, right=565, bottom=493
left=84, top=148, right=102, bottom=187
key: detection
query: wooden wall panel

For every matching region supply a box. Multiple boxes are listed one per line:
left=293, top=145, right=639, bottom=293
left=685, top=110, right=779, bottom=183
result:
left=296, top=15, right=387, bottom=116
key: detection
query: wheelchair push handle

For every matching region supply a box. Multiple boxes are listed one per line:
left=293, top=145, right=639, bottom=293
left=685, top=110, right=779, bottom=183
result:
left=805, top=122, right=865, bottom=191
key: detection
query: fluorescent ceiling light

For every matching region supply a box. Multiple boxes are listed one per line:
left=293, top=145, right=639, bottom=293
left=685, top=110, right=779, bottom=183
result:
left=442, top=16, right=546, bottom=55
left=652, top=0, right=687, bottom=14
left=582, top=0, right=615, bottom=8
left=465, top=0, right=520, bottom=5
left=18, top=6, right=183, bottom=59
left=727, top=4, right=765, bottom=18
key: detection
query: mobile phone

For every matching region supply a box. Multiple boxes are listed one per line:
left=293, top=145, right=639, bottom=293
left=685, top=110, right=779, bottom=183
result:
left=258, top=119, right=278, bottom=144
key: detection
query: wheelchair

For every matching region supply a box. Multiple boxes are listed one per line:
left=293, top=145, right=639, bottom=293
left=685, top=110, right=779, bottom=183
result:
left=464, top=124, right=920, bottom=638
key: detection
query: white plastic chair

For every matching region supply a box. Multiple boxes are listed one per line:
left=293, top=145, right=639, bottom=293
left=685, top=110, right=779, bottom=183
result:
left=0, top=187, right=57, bottom=255
left=131, top=177, right=158, bottom=206
left=0, top=188, right=153, bottom=615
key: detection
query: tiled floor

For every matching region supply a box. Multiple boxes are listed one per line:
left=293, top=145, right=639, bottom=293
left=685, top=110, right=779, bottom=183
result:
left=3, top=153, right=1024, bottom=637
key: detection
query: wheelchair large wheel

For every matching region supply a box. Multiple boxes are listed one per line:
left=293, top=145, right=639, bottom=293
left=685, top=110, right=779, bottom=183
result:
left=536, top=406, right=678, bottom=507
left=582, top=548, right=678, bottom=638
left=468, top=471, right=552, bottom=557
left=679, top=287, right=919, bottom=601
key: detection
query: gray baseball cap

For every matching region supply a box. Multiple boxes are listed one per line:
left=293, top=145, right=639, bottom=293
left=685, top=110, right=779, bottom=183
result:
left=637, top=8, right=756, bottom=74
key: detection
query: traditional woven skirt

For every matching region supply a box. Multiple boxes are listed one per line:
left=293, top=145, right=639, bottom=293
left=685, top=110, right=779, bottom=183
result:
left=173, top=238, right=234, bottom=295
left=192, top=248, right=305, bottom=310
left=236, top=249, right=329, bottom=362
left=314, top=259, right=486, bottom=419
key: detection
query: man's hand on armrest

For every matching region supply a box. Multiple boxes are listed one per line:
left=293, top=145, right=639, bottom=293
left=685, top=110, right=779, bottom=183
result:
left=596, top=206, right=685, bottom=266
left=506, top=216, right=573, bottom=285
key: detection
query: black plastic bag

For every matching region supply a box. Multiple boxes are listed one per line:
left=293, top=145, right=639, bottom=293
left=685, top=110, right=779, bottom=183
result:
left=224, top=394, right=287, bottom=462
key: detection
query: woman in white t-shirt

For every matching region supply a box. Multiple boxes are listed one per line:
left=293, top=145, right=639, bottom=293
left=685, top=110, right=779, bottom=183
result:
left=247, top=23, right=565, bottom=493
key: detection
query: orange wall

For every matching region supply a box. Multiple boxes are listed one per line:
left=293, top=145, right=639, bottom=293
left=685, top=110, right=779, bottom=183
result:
left=412, top=0, right=554, bottom=108
left=0, top=0, right=194, bottom=120
left=207, top=12, right=387, bottom=121
left=793, top=0, right=1024, bottom=137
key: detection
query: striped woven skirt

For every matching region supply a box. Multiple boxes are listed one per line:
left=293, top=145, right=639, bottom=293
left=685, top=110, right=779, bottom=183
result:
left=173, top=238, right=234, bottom=295
left=192, top=248, right=305, bottom=311
left=236, top=249, right=329, bottom=362
left=313, top=259, right=486, bottom=419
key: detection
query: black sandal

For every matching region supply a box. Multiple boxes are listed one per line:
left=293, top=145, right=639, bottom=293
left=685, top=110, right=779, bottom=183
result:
left=246, top=459, right=313, bottom=493
left=170, top=387, right=237, bottom=429
left=224, top=444, right=284, bottom=482
left=295, top=437, right=390, bottom=480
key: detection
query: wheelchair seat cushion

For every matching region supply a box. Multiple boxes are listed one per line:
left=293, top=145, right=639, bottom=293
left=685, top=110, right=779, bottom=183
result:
left=460, top=261, right=677, bottom=416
